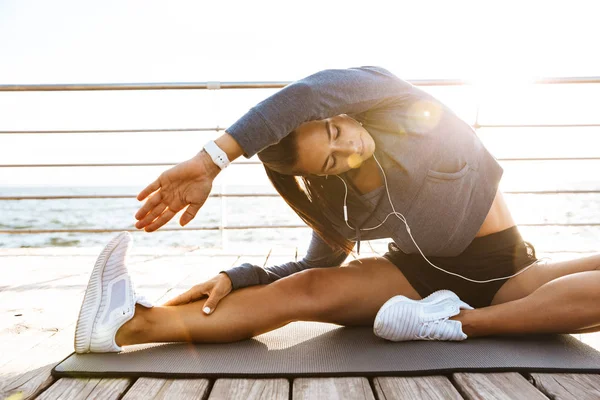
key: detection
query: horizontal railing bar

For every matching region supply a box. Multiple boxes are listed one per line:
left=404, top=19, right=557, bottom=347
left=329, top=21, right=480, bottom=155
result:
left=504, top=190, right=600, bottom=194
left=0, top=193, right=280, bottom=200
left=498, top=157, right=600, bottom=161
left=0, top=128, right=226, bottom=135
left=0, top=82, right=291, bottom=92
left=475, top=123, right=600, bottom=129
left=517, top=76, right=600, bottom=84
left=2, top=157, right=600, bottom=168
left=1, top=222, right=600, bottom=234
left=0, top=226, right=308, bottom=234
left=2, top=122, right=600, bottom=135
left=0, top=162, right=263, bottom=168
left=1, top=77, right=599, bottom=92
left=1, top=190, right=600, bottom=201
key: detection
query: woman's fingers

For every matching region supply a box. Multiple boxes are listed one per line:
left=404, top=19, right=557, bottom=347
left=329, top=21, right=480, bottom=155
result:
left=135, top=202, right=168, bottom=229
left=137, top=178, right=161, bottom=201
left=202, top=293, right=222, bottom=315
left=144, top=208, right=176, bottom=232
left=135, top=191, right=163, bottom=221
left=180, top=204, right=201, bottom=226
left=163, top=285, right=204, bottom=306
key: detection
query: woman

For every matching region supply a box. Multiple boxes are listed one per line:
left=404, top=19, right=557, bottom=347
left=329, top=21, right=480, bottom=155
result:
left=74, top=66, right=600, bottom=353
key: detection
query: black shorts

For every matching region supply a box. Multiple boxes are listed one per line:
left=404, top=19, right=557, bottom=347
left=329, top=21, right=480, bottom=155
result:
left=382, top=225, right=539, bottom=309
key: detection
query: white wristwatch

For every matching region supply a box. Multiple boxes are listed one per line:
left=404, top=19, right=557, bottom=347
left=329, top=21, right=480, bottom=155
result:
left=203, top=140, right=230, bottom=170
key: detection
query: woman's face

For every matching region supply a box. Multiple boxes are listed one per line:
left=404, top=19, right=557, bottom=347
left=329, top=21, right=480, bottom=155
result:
left=293, top=114, right=376, bottom=176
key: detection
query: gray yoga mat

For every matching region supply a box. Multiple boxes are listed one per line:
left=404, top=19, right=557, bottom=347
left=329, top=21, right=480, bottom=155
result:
left=52, top=321, right=600, bottom=378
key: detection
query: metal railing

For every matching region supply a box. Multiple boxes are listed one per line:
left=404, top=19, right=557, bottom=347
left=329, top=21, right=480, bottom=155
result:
left=1, top=76, right=600, bottom=244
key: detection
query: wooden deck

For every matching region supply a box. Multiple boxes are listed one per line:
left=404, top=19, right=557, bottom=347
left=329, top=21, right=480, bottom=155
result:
left=2, top=247, right=600, bottom=400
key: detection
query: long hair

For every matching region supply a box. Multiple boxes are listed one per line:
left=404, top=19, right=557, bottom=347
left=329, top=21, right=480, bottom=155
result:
left=258, top=131, right=355, bottom=253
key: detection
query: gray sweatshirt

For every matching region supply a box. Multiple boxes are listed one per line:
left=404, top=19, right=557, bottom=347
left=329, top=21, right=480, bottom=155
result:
left=220, top=66, right=503, bottom=290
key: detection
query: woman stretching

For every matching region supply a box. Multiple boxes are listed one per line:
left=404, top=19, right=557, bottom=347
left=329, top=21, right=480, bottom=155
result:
left=74, top=66, right=600, bottom=353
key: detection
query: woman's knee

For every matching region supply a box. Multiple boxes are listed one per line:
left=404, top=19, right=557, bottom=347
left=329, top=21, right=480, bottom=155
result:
left=270, top=268, right=323, bottom=303
left=278, top=268, right=333, bottom=304
left=288, top=260, right=421, bottom=313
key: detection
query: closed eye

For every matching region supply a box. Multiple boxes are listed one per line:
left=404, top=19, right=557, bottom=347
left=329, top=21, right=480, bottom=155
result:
left=330, top=125, right=340, bottom=169
left=328, top=123, right=340, bottom=171
left=323, top=120, right=336, bottom=172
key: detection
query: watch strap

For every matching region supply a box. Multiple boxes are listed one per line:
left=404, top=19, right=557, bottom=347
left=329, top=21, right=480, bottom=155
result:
left=203, top=140, right=230, bottom=170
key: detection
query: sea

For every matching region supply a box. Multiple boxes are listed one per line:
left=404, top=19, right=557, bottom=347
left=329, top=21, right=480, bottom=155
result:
left=1, top=179, right=600, bottom=255
left=0, top=184, right=316, bottom=252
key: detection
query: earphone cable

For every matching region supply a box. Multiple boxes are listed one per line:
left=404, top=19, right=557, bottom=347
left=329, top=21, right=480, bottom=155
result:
left=337, top=154, right=550, bottom=283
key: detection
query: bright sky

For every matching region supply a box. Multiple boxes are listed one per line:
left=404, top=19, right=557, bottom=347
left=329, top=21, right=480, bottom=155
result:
left=0, top=0, right=599, bottom=188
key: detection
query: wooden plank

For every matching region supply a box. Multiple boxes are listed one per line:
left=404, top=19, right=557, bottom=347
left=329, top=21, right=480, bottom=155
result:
left=0, top=272, right=97, bottom=367
left=0, top=255, right=152, bottom=365
left=0, top=254, right=237, bottom=400
left=0, top=362, right=58, bottom=400
left=293, top=377, right=375, bottom=400
left=529, top=373, right=600, bottom=400
left=453, top=372, right=549, bottom=399
left=208, top=379, right=288, bottom=400
left=36, top=377, right=130, bottom=400
left=373, top=376, right=463, bottom=399
left=121, top=378, right=209, bottom=399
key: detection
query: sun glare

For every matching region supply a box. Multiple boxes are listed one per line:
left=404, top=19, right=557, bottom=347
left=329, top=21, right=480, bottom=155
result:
left=347, top=153, right=363, bottom=169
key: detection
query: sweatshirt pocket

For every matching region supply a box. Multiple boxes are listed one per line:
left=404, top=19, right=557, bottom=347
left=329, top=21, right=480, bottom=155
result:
left=426, top=160, right=471, bottom=181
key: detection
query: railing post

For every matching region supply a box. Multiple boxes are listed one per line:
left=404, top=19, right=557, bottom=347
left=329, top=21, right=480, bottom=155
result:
left=210, top=85, right=228, bottom=251
left=221, top=180, right=228, bottom=250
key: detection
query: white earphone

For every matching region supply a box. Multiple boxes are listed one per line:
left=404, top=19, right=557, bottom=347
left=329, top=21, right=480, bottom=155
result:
left=334, top=154, right=547, bottom=284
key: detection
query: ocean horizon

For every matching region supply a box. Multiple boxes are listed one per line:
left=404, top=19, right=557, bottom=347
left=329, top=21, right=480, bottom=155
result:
left=1, top=183, right=599, bottom=256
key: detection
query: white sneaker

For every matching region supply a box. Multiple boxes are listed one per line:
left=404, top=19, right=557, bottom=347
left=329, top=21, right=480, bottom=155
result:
left=74, top=232, right=153, bottom=354
left=420, top=289, right=461, bottom=304
left=373, top=290, right=473, bottom=341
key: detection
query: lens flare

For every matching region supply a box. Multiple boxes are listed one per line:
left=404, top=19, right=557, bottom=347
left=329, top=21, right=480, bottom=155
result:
left=347, top=153, right=363, bottom=169
left=406, top=100, right=443, bottom=133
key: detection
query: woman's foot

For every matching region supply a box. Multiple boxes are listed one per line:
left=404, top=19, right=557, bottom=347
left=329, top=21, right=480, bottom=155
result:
left=373, top=290, right=473, bottom=341
left=74, top=232, right=153, bottom=353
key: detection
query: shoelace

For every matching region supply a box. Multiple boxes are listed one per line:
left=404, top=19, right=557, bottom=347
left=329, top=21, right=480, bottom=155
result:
left=417, top=317, right=450, bottom=340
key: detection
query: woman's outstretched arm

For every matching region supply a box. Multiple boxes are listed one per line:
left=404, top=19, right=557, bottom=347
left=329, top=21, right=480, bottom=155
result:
left=134, top=66, right=420, bottom=231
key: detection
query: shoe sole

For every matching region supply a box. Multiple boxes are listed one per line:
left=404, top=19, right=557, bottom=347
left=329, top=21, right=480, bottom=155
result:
left=420, top=289, right=458, bottom=304
left=74, top=232, right=130, bottom=354
left=376, top=290, right=457, bottom=323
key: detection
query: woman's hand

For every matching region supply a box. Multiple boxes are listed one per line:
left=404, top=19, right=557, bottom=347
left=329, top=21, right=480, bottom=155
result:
left=135, top=150, right=221, bottom=232
left=162, top=272, right=233, bottom=314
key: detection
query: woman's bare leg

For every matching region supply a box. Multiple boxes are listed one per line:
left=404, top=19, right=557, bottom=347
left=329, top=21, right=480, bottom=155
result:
left=453, top=253, right=600, bottom=337
left=115, top=256, right=421, bottom=346
left=116, top=251, right=600, bottom=346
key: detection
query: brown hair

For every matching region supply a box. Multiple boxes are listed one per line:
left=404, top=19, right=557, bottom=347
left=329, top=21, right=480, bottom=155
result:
left=257, top=130, right=355, bottom=253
